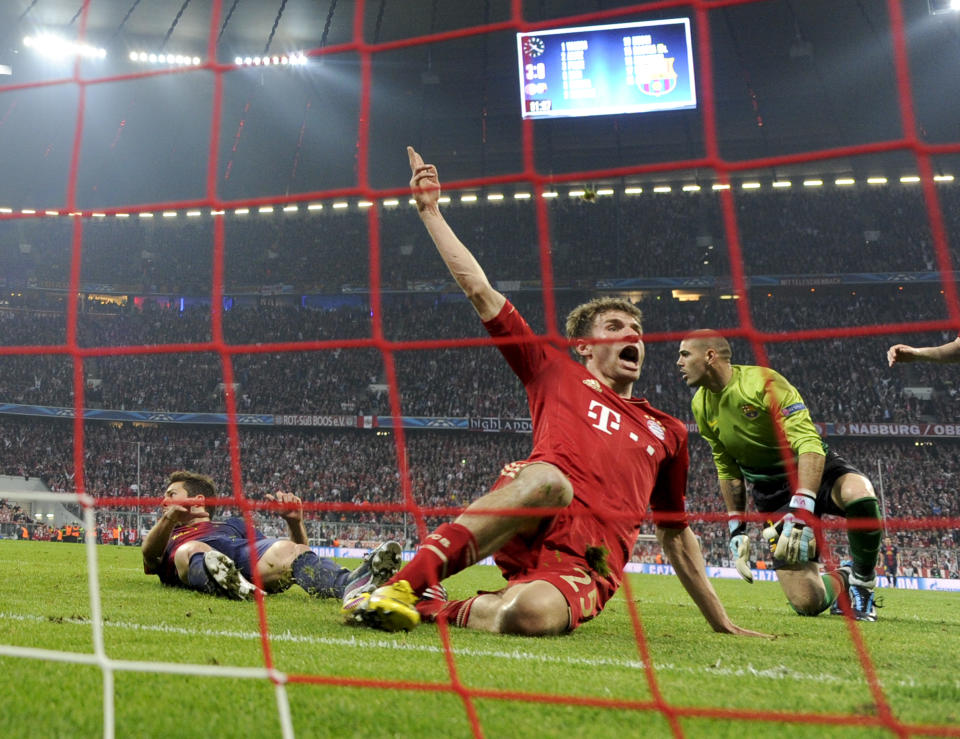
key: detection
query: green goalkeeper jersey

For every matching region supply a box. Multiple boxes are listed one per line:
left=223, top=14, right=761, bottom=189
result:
left=691, top=364, right=826, bottom=485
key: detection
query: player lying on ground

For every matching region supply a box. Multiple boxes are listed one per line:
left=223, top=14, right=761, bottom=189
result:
left=141, top=470, right=401, bottom=603
left=887, top=335, right=960, bottom=366
left=677, top=331, right=883, bottom=621
left=342, top=147, right=771, bottom=639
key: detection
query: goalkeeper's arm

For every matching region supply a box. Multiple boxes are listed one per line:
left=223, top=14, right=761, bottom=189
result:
left=763, top=453, right=825, bottom=564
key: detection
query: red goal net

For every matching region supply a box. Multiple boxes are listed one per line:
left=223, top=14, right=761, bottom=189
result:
left=1, top=0, right=959, bottom=737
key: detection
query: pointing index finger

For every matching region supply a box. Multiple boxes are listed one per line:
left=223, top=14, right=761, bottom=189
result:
left=407, top=145, right=423, bottom=171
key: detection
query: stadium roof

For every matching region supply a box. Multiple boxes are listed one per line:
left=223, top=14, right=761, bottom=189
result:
left=0, top=0, right=957, bottom=208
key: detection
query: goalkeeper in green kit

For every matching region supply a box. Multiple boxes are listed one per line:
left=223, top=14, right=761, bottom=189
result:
left=677, top=330, right=883, bottom=621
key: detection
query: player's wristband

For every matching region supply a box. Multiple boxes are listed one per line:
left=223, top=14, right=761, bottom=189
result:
left=727, top=512, right=746, bottom=536
left=788, top=489, right=816, bottom=514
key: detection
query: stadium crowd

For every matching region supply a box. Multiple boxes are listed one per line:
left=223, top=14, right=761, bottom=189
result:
left=0, top=289, right=952, bottom=422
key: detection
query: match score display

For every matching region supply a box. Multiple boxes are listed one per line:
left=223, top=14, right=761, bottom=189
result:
left=517, top=18, right=697, bottom=119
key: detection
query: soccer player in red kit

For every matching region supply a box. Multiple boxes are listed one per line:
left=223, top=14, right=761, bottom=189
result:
left=343, top=147, right=769, bottom=638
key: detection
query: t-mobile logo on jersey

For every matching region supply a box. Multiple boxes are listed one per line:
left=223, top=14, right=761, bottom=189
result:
left=587, top=399, right=621, bottom=434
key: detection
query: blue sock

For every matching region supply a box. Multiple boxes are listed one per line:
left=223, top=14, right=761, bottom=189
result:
left=187, top=552, right=216, bottom=593
left=291, top=551, right=349, bottom=598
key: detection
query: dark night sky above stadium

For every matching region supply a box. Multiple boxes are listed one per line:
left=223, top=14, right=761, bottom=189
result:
left=0, top=0, right=957, bottom=210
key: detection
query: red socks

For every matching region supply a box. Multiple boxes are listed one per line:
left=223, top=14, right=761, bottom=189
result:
left=417, top=596, right=478, bottom=628
left=388, top=522, right=478, bottom=595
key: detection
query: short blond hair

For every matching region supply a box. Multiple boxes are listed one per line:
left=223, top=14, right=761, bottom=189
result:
left=565, top=297, right=643, bottom=340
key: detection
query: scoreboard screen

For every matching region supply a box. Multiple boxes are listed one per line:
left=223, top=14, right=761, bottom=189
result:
left=517, top=18, right=697, bottom=120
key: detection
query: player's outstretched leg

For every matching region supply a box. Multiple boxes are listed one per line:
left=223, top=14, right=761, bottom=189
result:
left=343, top=580, right=421, bottom=632
left=203, top=550, right=261, bottom=600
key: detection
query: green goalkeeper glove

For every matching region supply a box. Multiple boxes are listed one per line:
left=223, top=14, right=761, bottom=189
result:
left=728, top=515, right=753, bottom=584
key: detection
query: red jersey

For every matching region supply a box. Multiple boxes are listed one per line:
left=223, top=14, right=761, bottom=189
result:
left=483, top=301, right=689, bottom=579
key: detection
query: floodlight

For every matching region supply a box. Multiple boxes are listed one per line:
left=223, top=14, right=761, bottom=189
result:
left=928, top=0, right=960, bottom=14
left=23, top=34, right=106, bottom=60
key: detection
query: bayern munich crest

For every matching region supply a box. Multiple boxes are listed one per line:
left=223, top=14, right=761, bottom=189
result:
left=646, top=417, right=665, bottom=440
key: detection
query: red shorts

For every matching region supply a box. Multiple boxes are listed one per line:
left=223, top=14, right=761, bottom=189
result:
left=489, top=465, right=625, bottom=632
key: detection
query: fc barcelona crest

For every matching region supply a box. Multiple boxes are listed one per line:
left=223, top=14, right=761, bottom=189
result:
left=637, top=57, right=678, bottom=97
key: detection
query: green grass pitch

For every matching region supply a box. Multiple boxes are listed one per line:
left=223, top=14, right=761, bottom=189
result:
left=0, top=540, right=958, bottom=738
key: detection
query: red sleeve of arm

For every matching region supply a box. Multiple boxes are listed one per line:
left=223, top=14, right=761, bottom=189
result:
left=482, top=299, right=550, bottom=385
left=649, top=422, right=690, bottom=530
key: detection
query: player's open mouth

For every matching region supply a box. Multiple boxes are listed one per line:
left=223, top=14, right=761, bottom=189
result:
left=618, top=346, right=640, bottom=365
